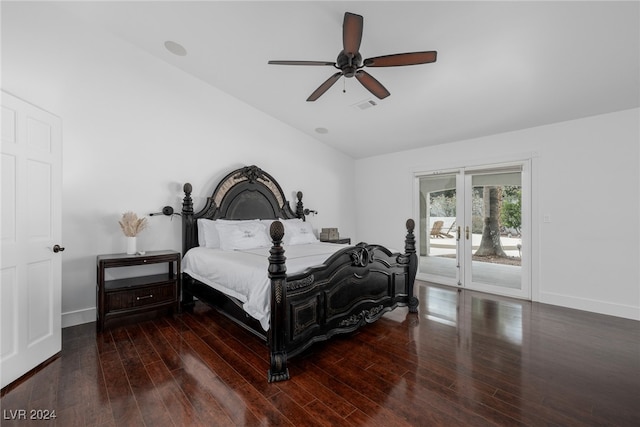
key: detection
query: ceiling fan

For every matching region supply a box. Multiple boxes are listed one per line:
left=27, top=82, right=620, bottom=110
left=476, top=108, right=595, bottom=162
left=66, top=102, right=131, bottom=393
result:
left=268, top=12, right=437, bottom=102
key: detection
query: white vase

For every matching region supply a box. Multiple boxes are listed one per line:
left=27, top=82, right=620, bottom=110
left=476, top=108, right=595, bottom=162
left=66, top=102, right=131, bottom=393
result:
left=126, top=236, right=137, bottom=254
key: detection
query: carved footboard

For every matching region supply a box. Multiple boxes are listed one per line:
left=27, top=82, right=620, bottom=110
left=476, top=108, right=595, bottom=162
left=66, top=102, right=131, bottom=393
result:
left=267, top=219, right=418, bottom=382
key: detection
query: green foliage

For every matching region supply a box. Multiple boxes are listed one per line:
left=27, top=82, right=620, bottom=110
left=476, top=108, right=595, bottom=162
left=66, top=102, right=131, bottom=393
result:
left=429, top=191, right=456, bottom=217
left=500, top=187, right=521, bottom=233
left=428, top=185, right=522, bottom=235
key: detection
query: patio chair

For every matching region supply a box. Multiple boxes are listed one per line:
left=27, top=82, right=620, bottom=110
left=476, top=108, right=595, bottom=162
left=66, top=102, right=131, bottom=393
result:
left=430, top=221, right=445, bottom=238
left=430, top=220, right=454, bottom=238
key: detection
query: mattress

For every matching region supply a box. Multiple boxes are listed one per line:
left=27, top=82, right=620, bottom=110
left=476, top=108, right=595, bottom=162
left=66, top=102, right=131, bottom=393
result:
left=182, top=242, right=348, bottom=330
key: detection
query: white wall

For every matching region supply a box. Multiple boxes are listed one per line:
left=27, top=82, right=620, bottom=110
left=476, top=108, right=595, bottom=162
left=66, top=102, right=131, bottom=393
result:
left=354, top=109, right=640, bottom=320
left=3, top=2, right=637, bottom=325
left=2, top=2, right=356, bottom=326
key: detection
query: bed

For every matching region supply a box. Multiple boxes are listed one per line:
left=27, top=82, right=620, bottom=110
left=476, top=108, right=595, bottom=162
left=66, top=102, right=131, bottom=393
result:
left=180, top=165, right=418, bottom=382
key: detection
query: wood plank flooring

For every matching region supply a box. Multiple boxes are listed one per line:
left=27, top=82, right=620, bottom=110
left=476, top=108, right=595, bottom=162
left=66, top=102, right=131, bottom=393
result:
left=2, top=281, right=639, bottom=426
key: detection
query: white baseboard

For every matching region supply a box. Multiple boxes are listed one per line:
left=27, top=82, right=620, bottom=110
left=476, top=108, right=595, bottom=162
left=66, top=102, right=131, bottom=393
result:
left=62, top=307, right=96, bottom=328
left=540, top=291, right=640, bottom=321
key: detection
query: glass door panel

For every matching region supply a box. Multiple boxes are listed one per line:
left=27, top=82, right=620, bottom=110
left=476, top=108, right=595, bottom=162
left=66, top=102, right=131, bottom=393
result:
left=418, top=173, right=461, bottom=285
left=465, top=168, right=526, bottom=297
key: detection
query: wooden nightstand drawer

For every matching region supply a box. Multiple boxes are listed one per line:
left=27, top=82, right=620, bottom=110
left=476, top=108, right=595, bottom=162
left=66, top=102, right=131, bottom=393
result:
left=106, top=283, right=176, bottom=311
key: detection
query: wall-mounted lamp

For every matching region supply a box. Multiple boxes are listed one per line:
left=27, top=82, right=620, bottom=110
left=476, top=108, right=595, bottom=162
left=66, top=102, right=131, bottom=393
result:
left=150, top=206, right=180, bottom=218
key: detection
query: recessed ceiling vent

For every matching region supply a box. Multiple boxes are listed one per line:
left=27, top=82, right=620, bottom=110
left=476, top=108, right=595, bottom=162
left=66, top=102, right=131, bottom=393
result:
left=352, top=99, right=378, bottom=111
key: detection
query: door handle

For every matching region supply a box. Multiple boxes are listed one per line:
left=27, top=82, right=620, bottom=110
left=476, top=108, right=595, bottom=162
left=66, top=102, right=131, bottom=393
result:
left=53, top=244, right=65, bottom=253
left=465, top=226, right=470, bottom=240
left=457, top=226, right=461, bottom=241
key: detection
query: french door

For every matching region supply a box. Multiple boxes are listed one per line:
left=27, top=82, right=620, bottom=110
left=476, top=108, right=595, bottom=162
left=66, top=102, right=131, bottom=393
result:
left=416, top=162, right=530, bottom=299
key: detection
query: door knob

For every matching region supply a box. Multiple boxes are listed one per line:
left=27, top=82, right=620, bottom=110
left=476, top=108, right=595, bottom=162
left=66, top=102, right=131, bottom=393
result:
left=53, top=244, right=65, bottom=253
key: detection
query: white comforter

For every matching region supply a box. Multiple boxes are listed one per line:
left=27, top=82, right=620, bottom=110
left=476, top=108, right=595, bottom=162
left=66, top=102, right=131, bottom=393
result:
left=182, top=242, right=348, bottom=331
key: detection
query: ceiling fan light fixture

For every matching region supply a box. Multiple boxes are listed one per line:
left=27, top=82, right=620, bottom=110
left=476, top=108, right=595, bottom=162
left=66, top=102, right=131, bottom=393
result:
left=164, top=40, right=187, bottom=56
left=267, top=11, right=436, bottom=101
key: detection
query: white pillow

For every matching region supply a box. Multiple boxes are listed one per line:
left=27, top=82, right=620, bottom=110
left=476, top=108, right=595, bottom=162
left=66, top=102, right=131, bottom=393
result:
left=281, top=218, right=318, bottom=245
left=215, top=221, right=271, bottom=250
left=198, top=218, right=263, bottom=248
left=197, top=219, right=220, bottom=248
left=260, top=219, right=276, bottom=236
left=197, top=219, right=207, bottom=246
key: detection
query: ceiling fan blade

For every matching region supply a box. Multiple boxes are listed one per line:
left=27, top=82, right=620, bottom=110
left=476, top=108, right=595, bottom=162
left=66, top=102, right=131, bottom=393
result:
left=343, top=12, right=363, bottom=56
left=307, top=72, right=343, bottom=102
left=363, top=51, right=437, bottom=67
left=268, top=60, right=336, bottom=66
left=355, top=70, right=390, bottom=99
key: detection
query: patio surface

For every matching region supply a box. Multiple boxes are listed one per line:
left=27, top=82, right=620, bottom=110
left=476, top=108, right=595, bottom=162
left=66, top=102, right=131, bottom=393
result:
left=420, top=234, right=522, bottom=290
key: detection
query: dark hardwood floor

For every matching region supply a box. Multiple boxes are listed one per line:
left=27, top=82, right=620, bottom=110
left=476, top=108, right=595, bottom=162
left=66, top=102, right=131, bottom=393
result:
left=2, top=281, right=639, bottom=426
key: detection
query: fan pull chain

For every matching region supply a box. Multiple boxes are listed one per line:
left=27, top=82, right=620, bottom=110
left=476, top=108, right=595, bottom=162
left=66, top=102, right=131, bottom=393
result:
left=343, top=78, right=346, bottom=93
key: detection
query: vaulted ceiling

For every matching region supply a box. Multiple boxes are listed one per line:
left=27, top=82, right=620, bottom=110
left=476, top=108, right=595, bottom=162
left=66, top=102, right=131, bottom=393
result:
left=59, top=1, right=639, bottom=159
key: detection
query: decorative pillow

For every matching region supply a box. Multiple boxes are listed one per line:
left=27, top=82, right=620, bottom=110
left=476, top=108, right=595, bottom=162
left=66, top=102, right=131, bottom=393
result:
left=197, top=219, right=219, bottom=248
left=197, top=220, right=207, bottom=246
left=198, top=218, right=262, bottom=248
left=281, top=218, right=318, bottom=245
left=260, top=219, right=276, bottom=236
left=217, top=218, right=259, bottom=223
left=215, top=221, right=271, bottom=250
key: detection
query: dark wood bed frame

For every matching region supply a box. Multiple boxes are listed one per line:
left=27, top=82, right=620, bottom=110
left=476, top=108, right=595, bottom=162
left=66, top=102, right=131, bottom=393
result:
left=181, top=165, right=418, bottom=382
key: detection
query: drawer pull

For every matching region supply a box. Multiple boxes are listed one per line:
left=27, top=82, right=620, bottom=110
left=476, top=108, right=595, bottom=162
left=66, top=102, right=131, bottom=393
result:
left=136, top=294, right=154, bottom=301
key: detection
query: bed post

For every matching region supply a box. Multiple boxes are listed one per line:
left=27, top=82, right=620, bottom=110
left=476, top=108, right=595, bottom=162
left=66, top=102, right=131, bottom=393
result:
left=182, top=183, right=195, bottom=255
left=181, top=183, right=196, bottom=311
left=295, top=191, right=305, bottom=220
left=405, top=219, right=419, bottom=313
left=267, top=221, right=290, bottom=382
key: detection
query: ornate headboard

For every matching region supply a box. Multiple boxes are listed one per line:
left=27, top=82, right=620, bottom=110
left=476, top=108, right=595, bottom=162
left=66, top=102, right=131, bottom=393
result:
left=181, top=165, right=304, bottom=254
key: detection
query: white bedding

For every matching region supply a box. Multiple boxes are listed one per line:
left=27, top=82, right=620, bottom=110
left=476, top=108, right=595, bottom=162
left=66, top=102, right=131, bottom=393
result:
left=182, top=242, right=348, bottom=331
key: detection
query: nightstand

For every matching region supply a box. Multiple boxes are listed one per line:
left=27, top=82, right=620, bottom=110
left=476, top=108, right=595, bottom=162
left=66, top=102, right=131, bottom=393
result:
left=96, top=250, right=180, bottom=331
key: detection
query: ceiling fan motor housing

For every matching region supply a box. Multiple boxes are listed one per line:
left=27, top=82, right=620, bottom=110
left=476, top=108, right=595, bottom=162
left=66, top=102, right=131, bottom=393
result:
left=337, top=50, right=362, bottom=77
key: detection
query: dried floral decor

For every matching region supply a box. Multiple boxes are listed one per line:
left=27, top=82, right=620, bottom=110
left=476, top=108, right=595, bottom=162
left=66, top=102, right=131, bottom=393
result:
left=119, top=211, right=148, bottom=237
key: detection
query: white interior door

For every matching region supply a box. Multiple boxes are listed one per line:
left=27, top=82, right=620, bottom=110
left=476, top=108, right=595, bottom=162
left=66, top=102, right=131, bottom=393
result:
left=1, top=92, right=63, bottom=388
